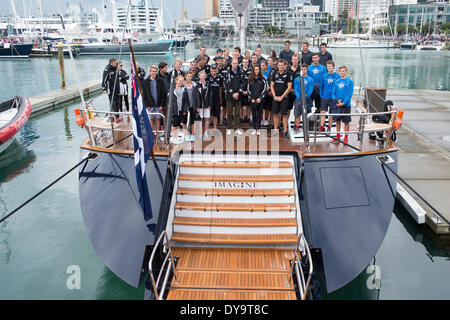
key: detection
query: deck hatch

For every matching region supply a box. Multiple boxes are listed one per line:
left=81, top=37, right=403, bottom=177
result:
left=319, top=167, right=370, bottom=209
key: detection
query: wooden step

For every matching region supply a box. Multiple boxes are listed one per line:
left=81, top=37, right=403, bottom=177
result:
left=173, top=217, right=297, bottom=227
left=180, top=161, right=293, bottom=168
left=178, top=174, right=293, bottom=182
left=177, top=188, right=295, bottom=197
left=170, top=270, right=293, bottom=290
left=171, top=232, right=298, bottom=244
left=166, top=247, right=297, bottom=300
left=172, top=247, right=295, bottom=272
left=175, top=202, right=296, bottom=212
left=166, top=288, right=297, bottom=300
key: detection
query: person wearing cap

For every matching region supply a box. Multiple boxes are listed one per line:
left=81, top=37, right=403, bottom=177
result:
left=207, top=64, right=223, bottom=130
left=213, top=48, right=224, bottom=62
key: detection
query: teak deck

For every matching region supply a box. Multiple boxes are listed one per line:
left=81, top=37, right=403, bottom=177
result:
left=167, top=247, right=297, bottom=300
left=81, top=119, right=397, bottom=158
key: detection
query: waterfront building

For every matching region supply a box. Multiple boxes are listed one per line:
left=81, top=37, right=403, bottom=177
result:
left=220, top=0, right=235, bottom=20
left=358, top=0, right=390, bottom=30
left=389, top=2, right=450, bottom=33
left=257, top=0, right=291, bottom=7
left=248, top=3, right=328, bottom=34
left=116, top=1, right=161, bottom=33
left=0, top=4, right=98, bottom=35
left=205, top=0, right=221, bottom=19
left=324, top=0, right=338, bottom=18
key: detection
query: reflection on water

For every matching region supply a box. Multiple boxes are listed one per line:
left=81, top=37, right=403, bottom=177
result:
left=393, top=201, right=450, bottom=259
left=0, top=185, right=12, bottom=264
left=95, top=267, right=144, bottom=300
left=64, top=107, right=72, bottom=141
left=0, top=139, right=36, bottom=265
left=0, top=139, right=36, bottom=182
left=17, top=122, right=40, bottom=148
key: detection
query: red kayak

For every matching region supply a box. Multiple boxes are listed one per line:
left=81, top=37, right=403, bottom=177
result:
left=0, top=97, right=32, bottom=153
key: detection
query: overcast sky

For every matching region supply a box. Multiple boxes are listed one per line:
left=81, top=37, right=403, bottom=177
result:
left=2, top=0, right=205, bottom=27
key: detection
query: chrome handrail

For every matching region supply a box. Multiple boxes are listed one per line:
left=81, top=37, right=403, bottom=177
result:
left=307, top=110, right=397, bottom=119
left=148, top=231, right=178, bottom=300
left=288, top=233, right=313, bottom=300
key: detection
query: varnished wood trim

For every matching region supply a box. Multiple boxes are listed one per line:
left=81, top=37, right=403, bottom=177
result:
left=180, top=161, right=293, bottom=168
left=175, top=202, right=296, bottom=212
left=172, top=247, right=296, bottom=272
left=178, top=174, right=293, bottom=182
left=303, top=147, right=398, bottom=158
left=176, top=188, right=295, bottom=197
left=166, top=288, right=297, bottom=300
left=171, top=232, right=298, bottom=244
left=173, top=217, right=297, bottom=227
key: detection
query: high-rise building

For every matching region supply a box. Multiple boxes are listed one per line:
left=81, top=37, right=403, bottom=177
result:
left=324, top=0, right=338, bottom=18
left=205, top=0, right=221, bottom=18
left=311, top=0, right=324, bottom=11
left=258, top=0, right=291, bottom=7
left=116, top=1, right=161, bottom=32
left=219, top=0, right=235, bottom=20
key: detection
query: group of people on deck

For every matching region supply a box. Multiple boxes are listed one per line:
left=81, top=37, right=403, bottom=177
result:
left=102, top=40, right=354, bottom=144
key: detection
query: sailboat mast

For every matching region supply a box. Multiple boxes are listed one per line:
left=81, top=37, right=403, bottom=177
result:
left=38, top=0, right=44, bottom=38
left=145, top=0, right=150, bottom=34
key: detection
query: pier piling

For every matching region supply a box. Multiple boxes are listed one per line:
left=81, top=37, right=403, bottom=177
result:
left=58, top=42, right=66, bottom=89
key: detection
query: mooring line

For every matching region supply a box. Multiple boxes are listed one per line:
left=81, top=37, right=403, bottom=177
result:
left=0, top=153, right=97, bottom=224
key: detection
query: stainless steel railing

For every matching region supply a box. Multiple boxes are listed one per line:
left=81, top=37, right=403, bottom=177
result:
left=288, top=233, right=313, bottom=300
left=305, top=109, right=399, bottom=151
left=148, top=231, right=178, bottom=300
left=79, top=108, right=167, bottom=149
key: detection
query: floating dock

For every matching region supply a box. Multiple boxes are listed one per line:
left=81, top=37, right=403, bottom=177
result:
left=28, top=80, right=102, bottom=114
left=387, top=89, right=450, bottom=235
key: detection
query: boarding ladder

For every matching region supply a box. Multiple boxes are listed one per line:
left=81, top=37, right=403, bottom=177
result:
left=148, top=153, right=313, bottom=300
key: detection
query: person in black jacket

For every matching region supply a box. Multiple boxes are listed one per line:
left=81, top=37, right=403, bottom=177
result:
left=136, top=61, right=146, bottom=82
left=240, top=57, right=251, bottom=123
left=169, top=75, right=190, bottom=133
left=300, top=42, right=313, bottom=66
left=117, top=62, right=130, bottom=112
left=207, top=64, right=223, bottom=130
left=318, top=43, right=333, bottom=66
left=142, top=65, right=167, bottom=132
left=102, top=58, right=122, bottom=121
left=247, top=65, right=266, bottom=134
left=279, top=40, right=294, bottom=66
left=224, top=59, right=244, bottom=134
left=157, top=61, right=171, bottom=102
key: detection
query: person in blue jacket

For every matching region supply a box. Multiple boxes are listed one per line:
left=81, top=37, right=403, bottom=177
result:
left=319, top=60, right=340, bottom=132
left=293, top=63, right=313, bottom=133
left=307, top=53, right=326, bottom=113
left=331, top=65, right=354, bottom=145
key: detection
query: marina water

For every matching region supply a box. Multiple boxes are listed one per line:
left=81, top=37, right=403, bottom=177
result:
left=0, top=43, right=449, bottom=299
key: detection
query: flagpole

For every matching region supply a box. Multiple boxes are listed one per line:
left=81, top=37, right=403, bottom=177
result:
left=128, top=38, right=156, bottom=161
left=128, top=39, right=143, bottom=101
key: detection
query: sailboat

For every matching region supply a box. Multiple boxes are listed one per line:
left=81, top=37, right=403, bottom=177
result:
left=74, top=0, right=401, bottom=299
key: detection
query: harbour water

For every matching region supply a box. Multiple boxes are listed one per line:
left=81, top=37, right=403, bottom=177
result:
left=0, top=43, right=449, bottom=299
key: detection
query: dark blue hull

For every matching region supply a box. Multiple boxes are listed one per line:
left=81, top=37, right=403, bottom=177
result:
left=0, top=44, right=33, bottom=58
left=300, top=151, right=398, bottom=293
left=78, top=149, right=172, bottom=287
